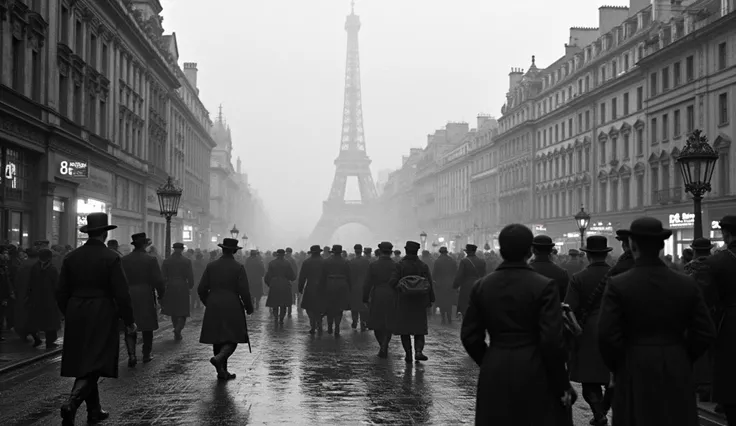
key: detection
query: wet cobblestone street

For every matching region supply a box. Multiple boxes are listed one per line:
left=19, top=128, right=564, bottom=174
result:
left=0, top=306, right=597, bottom=425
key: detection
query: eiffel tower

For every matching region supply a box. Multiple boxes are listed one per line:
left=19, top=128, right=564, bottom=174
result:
left=309, top=2, right=380, bottom=244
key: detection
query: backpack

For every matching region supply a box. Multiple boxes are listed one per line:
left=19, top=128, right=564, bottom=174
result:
left=397, top=275, right=431, bottom=296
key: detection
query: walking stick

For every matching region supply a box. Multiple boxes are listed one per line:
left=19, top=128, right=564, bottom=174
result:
left=244, top=312, right=252, bottom=353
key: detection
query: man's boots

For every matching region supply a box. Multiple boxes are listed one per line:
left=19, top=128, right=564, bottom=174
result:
left=85, top=382, right=109, bottom=424
left=60, top=378, right=90, bottom=426
left=401, top=336, right=413, bottom=363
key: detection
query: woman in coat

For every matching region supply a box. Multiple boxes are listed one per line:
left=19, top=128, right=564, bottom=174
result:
left=26, top=249, right=61, bottom=348
left=321, top=245, right=352, bottom=336
left=363, top=242, right=398, bottom=358
left=198, top=238, right=253, bottom=380
left=389, top=241, right=435, bottom=363
left=265, top=249, right=295, bottom=324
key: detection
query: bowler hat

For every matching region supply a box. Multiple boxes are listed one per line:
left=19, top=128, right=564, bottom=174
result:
left=330, top=245, right=343, bottom=254
left=532, top=235, right=555, bottom=247
left=378, top=241, right=393, bottom=251
left=568, top=249, right=580, bottom=256
left=80, top=212, right=117, bottom=234
left=218, top=238, right=242, bottom=251
left=131, top=233, right=149, bottom=244
left=405, top=241, right=420, bottom=251
left=173, top=242, right=185, bottom=249
left=581, top=236, right=612, bottom=253
left=439, top=246, right=448, bottom=253
left=464, top=244, right=478, bottom=252
left=691, top=237, right=714, bottom=251
left=627, top=217, right=673, bottom=240
left=354, top=244, right=363, bottom=251
left=719, top=215, right=736, bottom=229
left=309, top=245, right=321, bottom=253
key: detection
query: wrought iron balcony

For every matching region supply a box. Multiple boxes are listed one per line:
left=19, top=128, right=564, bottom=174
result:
left=653, top=186, right=683, bottom=205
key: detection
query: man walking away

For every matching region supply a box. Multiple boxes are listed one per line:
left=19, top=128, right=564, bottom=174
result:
left=27, top=249, right=62, bottom=349
left=363, top=242, right=398, bottom=358
left=433, top=247, right=457, bottom=324
left=321, top=245, right=351, bottom=336
left=298, top=245, right=325, bottom=334
left=56, top=213, right=135, bottom=425
left=244, top=250, right=266, bottom=311
left=530, top=235, right=569, bottom=302
left=349, top=244, right=370, bottom=331
left=162, top=242, right=195, bottom=341
left=264, top=249, right=295, bottom=325
left=453, top=244, right=486, bottom=319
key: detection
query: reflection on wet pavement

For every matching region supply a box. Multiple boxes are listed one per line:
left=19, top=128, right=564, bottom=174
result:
left=0, top=307, right=595, bottom=425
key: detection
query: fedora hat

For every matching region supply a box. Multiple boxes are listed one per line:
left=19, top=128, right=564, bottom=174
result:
left=464, top=244, right=478, bottom=252
left=405, top=241, right=420, bottom=251
left=309, top=245, right=321, bottom=253
left=217, top=238, right=242, bottom=251
left=581, top=236, right=612, bottom=253
left=131, top=232, right=149, bottom=244
left=275, top=249, right=286, bottom=255
left=691, top=237, right=714, bottom=251
left=627, top=217, right=673, bottom=240
left=80, top=212, right=117, bottom=233
left=532, top=235, right=555, bottom=247
left=330, top=244, right=343, bottom=254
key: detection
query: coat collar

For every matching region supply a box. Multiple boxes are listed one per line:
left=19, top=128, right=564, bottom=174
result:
left=634, top=257, right=666, bottom=267
left=495, top=260, right=533, bottom=271
left=587, top=260, right=609, bottom=268
left=85, top=239, right=105, bottom=247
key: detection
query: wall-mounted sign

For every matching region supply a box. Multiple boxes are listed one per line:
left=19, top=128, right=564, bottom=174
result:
left=712, top=221, right=721, bottom=230
left=59, top=160, right=90, bottom=178
left=669, top=212, right=695, bottom=229
left=532, top=224, right=547, bottom=232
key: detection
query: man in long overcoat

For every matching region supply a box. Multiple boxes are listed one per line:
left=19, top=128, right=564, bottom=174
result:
left=563, top=236, right=613, bottom=425
left=389, top=241, right=434, bottom=363
left=26, top=249, right=61, bottom=348
left=461, top=224, right=574, bottom=425
left=349, top=244, right=370, bottom=331
left=191, top=252, right=207, bottom=310
left=162, top=243, right=195, bottom=341
left=298, top=245, right=324, bottom=334
left=198, top=238, right=253, bottom=380
left=562, top=249, right=585, bottom=277
left=244, top=250, right=266, bottom=310
left=321, top=245, right=351, bottom=336
left=453, top=244, right=486, bottom=318
left=705, top=215, right=736, bottom=423
left=433, top=247, right=457, bottom=324
left=265, top=249, right=295, bottom=324
left=363, top=242, right=398, bottom=358
left=121, top=233, right=165, bottom=365
left=598, top=217, right=716, bottom=426
left=530, top=235, right=569, bottom=302
left=56, top=213, right=135, bottom=425
left=13, top=247, right=38, bottom=341
left=285, top=248, right=299, bottom=316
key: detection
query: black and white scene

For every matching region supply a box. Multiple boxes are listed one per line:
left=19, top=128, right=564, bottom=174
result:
left=1, top=0, right=736, bottom=424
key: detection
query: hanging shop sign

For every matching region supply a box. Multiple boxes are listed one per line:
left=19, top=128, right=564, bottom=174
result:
left=669, top=212, right=695, bottom=229
left=58, top=159, right=90, bottom=178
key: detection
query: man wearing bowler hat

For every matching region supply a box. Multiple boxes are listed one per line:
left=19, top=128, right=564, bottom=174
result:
left=321, top=245, right=352, bottom=336
left=453, top=244, right=486, bottom=318
left=56, top=212, right=135, bottom=425
left=704, top=215, right=736, bottom=423
left=162, top=242, right=195, bottom=340
left=363, top=242, right=399, bottom=357
left=298, top=245, right=325, bottom=334
left=598, top=217, right=716, bottom=425
left=121, top=233, right=165, bottom=366
left=530, top=235, right=570, bottom=302
left=564, top=236, right=614, bottom=425
left=264, top=249, right=296, bottom=325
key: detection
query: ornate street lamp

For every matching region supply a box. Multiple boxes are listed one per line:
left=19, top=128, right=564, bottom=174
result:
left=677, top=129, right=719, bottom=240
left=230, top=224, right=240, bottom=239
left=574, top=205, right=591, bottom=249
left=419, top=231, right=427, bottom=250
left=242, top=234, right=249, bottom=249
left=156, top=176, right=183, bottom=259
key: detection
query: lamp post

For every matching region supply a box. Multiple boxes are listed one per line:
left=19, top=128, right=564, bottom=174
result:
left=230, top=224, right=240, bottom=239
left=419, top=231, right=427, bottom=251
left=242, top=234, right=249, bottom=250
left=156, top=176, right=183, bottom=259
left=574, top=205, right=591, bottom=249
left=676, top=129, right=719, bottom=240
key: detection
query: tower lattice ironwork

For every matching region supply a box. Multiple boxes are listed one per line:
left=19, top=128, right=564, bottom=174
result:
left=309, top=2, right=380, bottom=243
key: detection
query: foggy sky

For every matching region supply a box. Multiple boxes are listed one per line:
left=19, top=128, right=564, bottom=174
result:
left=160, top=0, right=629, bottom=240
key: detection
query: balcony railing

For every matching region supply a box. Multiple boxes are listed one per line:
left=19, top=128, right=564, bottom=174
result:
left=653, top=187, right=683, bottom=205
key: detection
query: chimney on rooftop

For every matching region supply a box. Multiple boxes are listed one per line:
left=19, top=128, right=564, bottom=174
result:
left=509, top=68, right=524, bottom=91
left=599, top=6, right=629, bottom=36
left=183, top=62, right=198, bottom=92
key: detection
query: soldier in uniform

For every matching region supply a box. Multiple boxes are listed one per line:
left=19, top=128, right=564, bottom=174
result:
left=321, top=245, right=352, bottom=336
left=433, top=246, right=458, bottom=324
left=453, top=244, right=486, bottom=319
left=298, top=245, right=325, bottom=334
left=598, top=217, right=716, bottom=425
left=265, top=249, right=295, bottom=324
left=349, top=244, right=370, bottom=331
left=121, top=233, right=165, bottom=365
left=56, top=213, right=135, bottom=425
left=244, top=250, right=266, bottom=310
left=198, top=238, right=253, bottom=380
left=530, top=235, right=569, bottom=302
left=363, top=242, right=398, bottom=358
left=162, top=242, right=195, bottom=341
left=285, top=247, right=299, bottom=316
left=564, top=236, right=613, bottom=426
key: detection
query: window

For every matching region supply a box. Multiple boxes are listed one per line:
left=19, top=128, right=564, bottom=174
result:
left=555, top=125, right=559, bottom=142
left=718, top=151, right=730, bottom=196
left=31, top=51, right=41, bottom=101
left=11, top=37, right=23, bottom=91
left=61, top=6, right=70, bottom=44
left=612, top=60, right=618, bottom=77
left=720, top=93, right=729, bottom=125
left=601, top=66, right=607, bottom=82
left=74, top=85, right=83, bottom=124
left=637, top=175, right=644, bottom=207
left=75, top=20, right=83, bottom=54
left=637, top=127, right=644, bottom=155
left=585, top=147, right=590, bottom=171
left=687, top=105, right=695, bottom=132
left=611, top=137, right=618, bottom=160
left=662, top=114, right=669, bottom=140
left=623, top=133, right=630, bottom=158
left=718, top=42, right=727, bottom=71
left=599, top=182, right=607, bottom=211
left=600, top=141, right=607, bottom=164
left=585, top=75, right=590, bottom=91
left=59, top=75, right=69, bottom=117
left=561, top=122, right=566, bottom=140
left=578, top=79, right=583, bottom=94
left=623, top=92, right=630, bottom=115
left=674, top=109, right=681, bottom=137
left=686, top=55, right=694, bottom=81
left=585, top=111, right=591, bottom=130
left=568, top=119, right=573, bottom=138
left=102, top=44, right=109, bottom=76
left=90, top=34, right=97, bottom=68
left=673, top=61, right=681, bottom=86
left=651, top=118, right=658, bottom=143
left=611, top=97, right=618, bottom=120
left=600, top=102, right=606, bottom=124
left=622, top=179, right=630, bottom=210
left=100, top=99, right=107, bottom=138
left=624, top=53, right=630, bottom=70
left=611, top=180, right=619, bottom=211
left=662, top=67, right=669, bottom=91
left=637, top=87, right=643, bottom=110
left=577, top=113, right=583, bottom=132
left=578, top=150, right=583, bottom=172
left=651, top=166, right=659, bottom=197
left=650, top=73, right=658, bottom=96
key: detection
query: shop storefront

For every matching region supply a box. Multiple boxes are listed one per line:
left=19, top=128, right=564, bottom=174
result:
left=706, top=203, right=736, bottom=248
left=0, top=143, right=39, bottom=247
left=663, top=210, right=697, bottom=258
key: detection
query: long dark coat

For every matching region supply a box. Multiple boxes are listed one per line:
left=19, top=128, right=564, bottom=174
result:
left=244, top=255, right=266, bottom=298
left=705, top=241, right=736, bottom=404
left=348, top=254, right=370, bottom=313
left=432, top=254, right=457, bottom=311
left=57, top=239, right=134, bottom=378
left=530, top=255, right=570, bottom=302
left=265, top=256, right=295, bottom=307
left=461, top=261, right=571, bottom=426
left=453, top=254, right=486, bottom=316
left=563, top=260, right=611, bottom=384
left=161, top=253, right=194, bottom=317
left=198, top=254, right=253, bottom=344
left=321, top=255, right=352, bottom=314
left=13, top=257, right=37, bottom=336
left=121, top=249, right=165, bottom=331
left=285, top=255, right=299, bottom=296
left=298, top=255, right=324, bottom=312
left=684, top=256, right=715, bottom=385
left=598, top=257, right=716, bottom=426
left=26, top=261, right=61, bottom=332
left=389, top=255, right=434, bottom=336
left=562, top=259, right=585, bottom=277
left=363, top=255, right=398, bottom=331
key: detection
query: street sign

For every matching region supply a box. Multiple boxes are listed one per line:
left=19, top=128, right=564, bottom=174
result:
left=59, top=160, right=90, bottom=178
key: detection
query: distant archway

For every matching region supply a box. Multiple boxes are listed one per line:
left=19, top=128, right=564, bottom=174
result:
left=330, top=222, right=375, bottom=248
